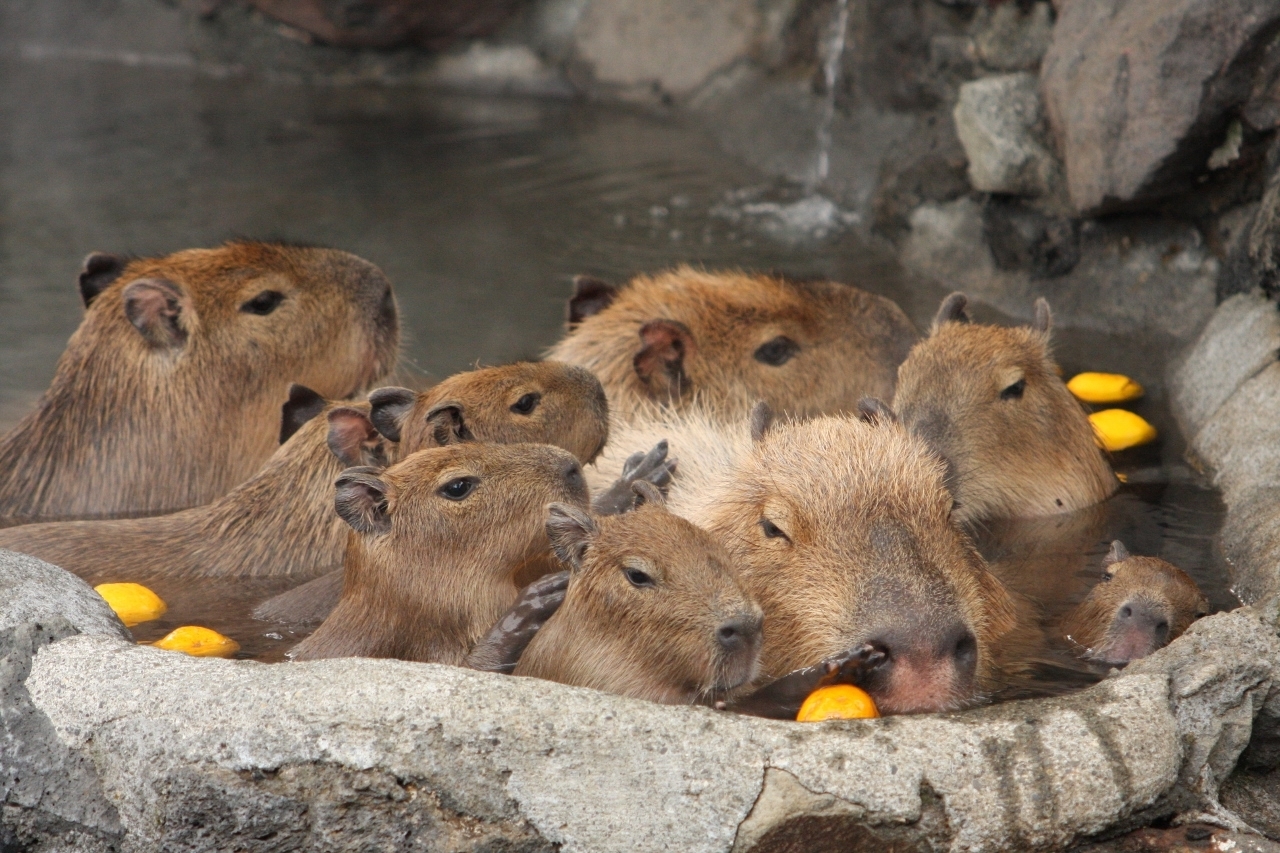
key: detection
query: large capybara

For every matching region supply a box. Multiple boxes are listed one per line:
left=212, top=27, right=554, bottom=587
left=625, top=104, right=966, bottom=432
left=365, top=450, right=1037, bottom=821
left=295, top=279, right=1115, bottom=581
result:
left=0, top=361, right=615, bottom=593
left=481, top=493, right=764, bottom=705
left=1063, top=540, right=1208, bottom=665
left=546, top=267, right=918, bottom=423
left=290, top=443, right=591, bottom=663
left=589, top=403, right=1023, bottom=715
left=0, top=242, right=400, bottom=521
left=892, top=293, right=1117, bottom=526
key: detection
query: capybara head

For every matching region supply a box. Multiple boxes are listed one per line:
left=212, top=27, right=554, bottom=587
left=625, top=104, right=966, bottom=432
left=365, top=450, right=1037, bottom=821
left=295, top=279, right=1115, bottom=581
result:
left=367, top=361, right=609, bottom=464
left=1064, top=541, right=1208, bottom=665
left=0, top=241, right=400, bottom=519
left=290, top=442, right=591, bottom=663
left=892, top=293, right=1116, bottom=525
left=699, top=408, right=1018, bottom=715
left=515, top=490, right=763, bottom=704
left=546, top=267, right=917, bottom=421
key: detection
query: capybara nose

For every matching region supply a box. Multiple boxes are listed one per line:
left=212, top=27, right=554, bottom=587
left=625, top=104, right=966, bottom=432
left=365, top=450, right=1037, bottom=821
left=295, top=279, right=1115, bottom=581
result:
left=716, top=612, right=762, bottom=655
left=1116, top=598, right=1169, bottom=643
left=863, top=618, right=978, bottom=713
left=561, top=458, right=587, bottom=499
left=378, top=285, right=397, bottom=327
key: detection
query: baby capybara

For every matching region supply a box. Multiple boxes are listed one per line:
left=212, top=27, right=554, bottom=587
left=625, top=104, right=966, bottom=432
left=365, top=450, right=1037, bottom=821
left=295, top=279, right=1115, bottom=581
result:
left=0, top=242, right=399, bottom=520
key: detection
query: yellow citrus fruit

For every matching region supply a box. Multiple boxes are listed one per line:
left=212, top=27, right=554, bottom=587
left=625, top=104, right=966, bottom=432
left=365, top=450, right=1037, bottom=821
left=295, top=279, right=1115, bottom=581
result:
left=1067, top=372, right=1144, bottom=404
left=796, top=684, right=880, bottom=721
left=1090, top=409, right=1157, bottom=452
left=151, top=626, right=240, bottom=658
left=94, top=582, right=167, bottom=627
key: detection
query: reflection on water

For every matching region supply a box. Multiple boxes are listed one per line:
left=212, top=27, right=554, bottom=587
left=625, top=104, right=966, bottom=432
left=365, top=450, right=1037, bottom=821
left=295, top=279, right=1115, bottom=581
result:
left=1, top=56, right=1235, bottom=697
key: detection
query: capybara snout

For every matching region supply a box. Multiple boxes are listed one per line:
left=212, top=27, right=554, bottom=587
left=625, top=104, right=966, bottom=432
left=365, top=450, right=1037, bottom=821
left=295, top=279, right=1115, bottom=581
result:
left=855, top=612, right=980, bottom=715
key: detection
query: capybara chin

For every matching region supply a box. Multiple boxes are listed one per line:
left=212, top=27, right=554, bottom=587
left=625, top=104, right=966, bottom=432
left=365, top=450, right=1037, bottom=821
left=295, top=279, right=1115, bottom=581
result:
left=511, top=497, right=763, bottom=705
left=289, top=442, right=591, bottom=664
left=590, top=404, right=1020, bottom=715
left=1064, top=541, right=1208, bottom=665
left=0, top=241, right=400, bottom=521
left=546, top=267, right=917, bottom=423
left=892, top=293, right=1116, bottom=526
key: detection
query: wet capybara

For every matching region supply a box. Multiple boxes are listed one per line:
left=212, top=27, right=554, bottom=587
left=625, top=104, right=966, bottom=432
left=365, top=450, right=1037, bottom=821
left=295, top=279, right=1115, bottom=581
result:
left=892, top=293, right=1117, bottom=526
left=546, top=267, right=918, bottom=423
left=0, top=242, right=400, bottom=521
left=290, top=443, right=591, bottom=663
left=0, top=361, right=615, bottom=596
left=485, top=492, right=764, bottom=705
left=590, top=403, right=1022, bottom=715
left=1063, top=540, right=1208, bottom=665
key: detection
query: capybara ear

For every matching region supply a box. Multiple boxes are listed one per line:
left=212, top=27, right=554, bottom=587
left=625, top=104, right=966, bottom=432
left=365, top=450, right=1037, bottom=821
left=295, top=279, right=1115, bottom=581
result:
left=122, top=278, right=188, bottom=349
left=1033, top=298, right=1053, bottom=335
left=1102, top=540, right=1130, bottom=569
left=280, top=384, right=327, bottom=444
left=327, top=407, right=387, bottom=467
left=634, top=319, right=695, bottom=400
left=567, top=275, right=618, bottom=328
left=750, top=401, right=773, bottom=443
left=931, top=292, right=970, bottom=332
left=546, top=502, right=597, bottom=571
left=423, top=402, right=474, bottom=447
left=631, top=480, right=666, bottom=508
left=78, top=252, right=127, bottom=308
left=367, top=386, right=416, bottom=443
left=334, top=467, right=391, bottom=534
left=857, top=397, right=899, bottom=425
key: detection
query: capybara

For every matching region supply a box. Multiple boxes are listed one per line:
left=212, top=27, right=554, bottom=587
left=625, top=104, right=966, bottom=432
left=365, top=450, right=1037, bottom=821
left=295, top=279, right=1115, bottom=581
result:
left=589, top=402, right=1022, bottom=715
left=1063, top=540, right=1208, bottom=665
left=0, top=242, right=400, bottom=520
left=546, top=267, right=917, bottom=423
left=289, top=443, right=591, bottom=663
left=483, top=491, right=764, bottom=705
left=892, top=293, right=1117, bottom=526
left=0, top=361, right=616, bottom=590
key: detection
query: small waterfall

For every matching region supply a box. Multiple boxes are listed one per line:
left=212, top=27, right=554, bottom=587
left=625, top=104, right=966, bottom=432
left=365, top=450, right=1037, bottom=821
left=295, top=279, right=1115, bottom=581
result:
left=809, top=0, right=852, bottom=193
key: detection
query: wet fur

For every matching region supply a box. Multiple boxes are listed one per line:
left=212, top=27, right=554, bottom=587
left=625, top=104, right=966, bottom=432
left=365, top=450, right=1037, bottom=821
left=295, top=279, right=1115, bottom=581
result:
left=0, top=242, right=399, bottom=520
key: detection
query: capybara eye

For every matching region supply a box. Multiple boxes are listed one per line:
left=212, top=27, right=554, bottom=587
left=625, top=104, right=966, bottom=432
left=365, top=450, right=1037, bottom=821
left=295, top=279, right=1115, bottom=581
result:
left=760, top=518, right=789, bottom=540
left=753, top=336, right=800, bottom=367
left=624, top=567, right=656, bottom=588
left=439, top=477, right=478, bottom=501
left=511, top=392, right=541, bottom=415
left=241, top=290, right=286, bottom=316
left=1000, top=378, right=1026, bottom=400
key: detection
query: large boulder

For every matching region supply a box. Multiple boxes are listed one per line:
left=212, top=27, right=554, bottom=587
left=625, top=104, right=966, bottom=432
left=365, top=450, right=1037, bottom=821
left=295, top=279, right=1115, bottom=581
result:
left=953, top=72, right=1058, bottom=196
left=0, top=550, right=129, bottom=640
left=1041, top=0, right=1280, bottom=214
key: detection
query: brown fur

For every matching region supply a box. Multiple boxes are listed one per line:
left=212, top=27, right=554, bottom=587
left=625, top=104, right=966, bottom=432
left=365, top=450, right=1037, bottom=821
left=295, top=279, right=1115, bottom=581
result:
left=514, top=500, right=764, bottom=705
left=291, top=443, right=590, bottom=663
left=547, top=267, right=917, bottom=423
left=1063, top=543, right=1208, bottom=664
left=0, top=362, right=610, bottom=585
left=893, top=294, right=1117, bottom=525
left=591, top=408, right=1022, bottom=715
left=0, top=242, right=399, bottom=521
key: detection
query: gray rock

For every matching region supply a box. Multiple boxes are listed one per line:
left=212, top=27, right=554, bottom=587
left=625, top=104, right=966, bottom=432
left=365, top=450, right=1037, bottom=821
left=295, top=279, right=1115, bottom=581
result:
left=1222, top=768, right=1280, bottom=840
left=571, top=0, right=762, bottom=99
left=973, top=1, right=1054, bottom=72
left=1192, top=361, right=1280, bottom=495
left=953, top=72, right=1058, bottom=196
left=1041, top=0, right=1280, bottom=214
left=0, top=550, right=129, bottom=640
left=1169, top=292, right=1280, bottom=440
left=903, top=198, right=1217, bottom=338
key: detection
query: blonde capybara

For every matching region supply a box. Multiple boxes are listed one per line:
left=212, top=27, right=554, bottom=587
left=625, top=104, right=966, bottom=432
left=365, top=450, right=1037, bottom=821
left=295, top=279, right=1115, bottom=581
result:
left=546, top=267, right=917, bottom=423
left=0, top=242, right=400, bottom=521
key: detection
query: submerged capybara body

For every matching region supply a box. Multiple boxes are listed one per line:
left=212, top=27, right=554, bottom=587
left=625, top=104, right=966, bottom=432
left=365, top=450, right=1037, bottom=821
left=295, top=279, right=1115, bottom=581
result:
left=0, top=361, right=613, bottom=587
left=591, top=406, right=1022, bottom=714
left=1063, top=541, right=1208, bottom=664
left=290, top=443, right=591, bottom=664
left=0, top=242, right=400, bottom=521
left=546, top=267, right=917, bottom=423
left=892, top=294, right=1116, bottom=525
left=511, top=498, right=763, bottom=705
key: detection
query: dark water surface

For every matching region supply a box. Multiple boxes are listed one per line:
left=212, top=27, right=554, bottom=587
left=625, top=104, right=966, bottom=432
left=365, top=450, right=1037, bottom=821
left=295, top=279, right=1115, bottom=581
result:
left=1, top=57, right=1236, bottom=694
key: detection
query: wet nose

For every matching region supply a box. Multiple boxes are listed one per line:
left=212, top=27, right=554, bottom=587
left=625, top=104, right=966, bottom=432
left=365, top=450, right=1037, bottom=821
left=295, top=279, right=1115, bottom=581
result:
left=561, top=458, right=586, bottom=498
left=716, top=612, right=763, bottom=655
left=862, top=619, right=978, bottom=713
left=378, top=285, right=397, bottom=328
left=1116, top=598, right=1169, bottom=642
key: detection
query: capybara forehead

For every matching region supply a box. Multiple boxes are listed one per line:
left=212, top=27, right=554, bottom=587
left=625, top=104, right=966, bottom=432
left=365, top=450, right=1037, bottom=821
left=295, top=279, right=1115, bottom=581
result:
left=428, top=361, right=605, bottom=405
left=1108, top=557, right=1203, bottom=597
left=385, top=442, right=576, bottom=491
left=909, top=322, right=1054, bottom=382
left=733, top=416, right=954, bottom=520
left=590, top=504, right=734, bottom=571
